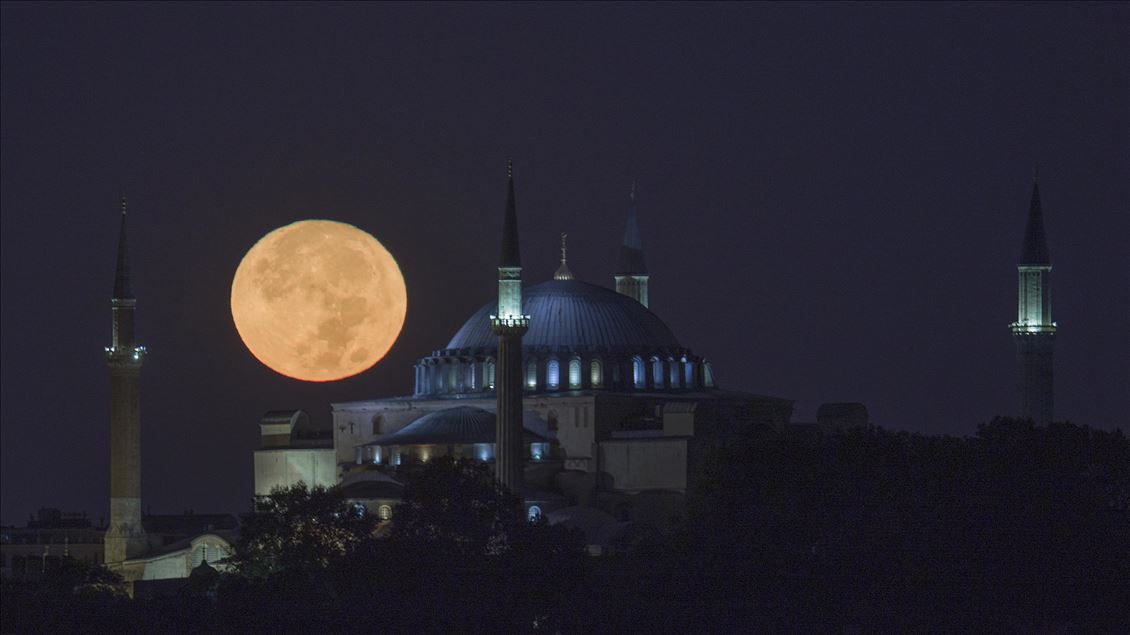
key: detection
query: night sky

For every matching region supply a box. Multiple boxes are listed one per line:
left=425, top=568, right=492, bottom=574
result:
left=2, top=4, right=1127, bottom=526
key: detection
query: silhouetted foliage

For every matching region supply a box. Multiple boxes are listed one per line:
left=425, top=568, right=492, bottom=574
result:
left=5, top=418, right=1125, bottom=632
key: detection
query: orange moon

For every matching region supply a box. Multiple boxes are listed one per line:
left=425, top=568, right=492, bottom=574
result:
left=231, top=220, right=407, bottom=382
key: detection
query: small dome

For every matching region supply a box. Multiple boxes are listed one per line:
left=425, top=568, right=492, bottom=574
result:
left=374, top=406, right=548, bottom=446
left=446, top=279, right=680, bottom=352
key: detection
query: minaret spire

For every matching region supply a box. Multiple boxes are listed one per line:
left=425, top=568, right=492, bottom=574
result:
left=491, top=159, right=529, bottom=495
left=114, top=196, right=134, bottom=300
left=1009, top=171, right=1056, bottom=425
left=614, top=180, right=650, bottom=307
left=554, top=232, right=574, bottom=281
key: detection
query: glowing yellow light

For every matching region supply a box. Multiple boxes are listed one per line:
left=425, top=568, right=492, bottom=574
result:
left=231, top=220, right=407, bottom=382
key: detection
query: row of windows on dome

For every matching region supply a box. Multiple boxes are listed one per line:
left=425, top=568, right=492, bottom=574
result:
left=413, top=354, right=715, bottom=395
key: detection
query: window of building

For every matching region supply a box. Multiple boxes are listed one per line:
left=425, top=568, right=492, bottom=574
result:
left=486, top=360, right=496, bottom=390
left=683, top=358, right=694, bottom=387
left=547, top=359, right=560, bottom=389
left=351, top=503, right=367, bottom=519
left=378, top=505, right=392, bottom=521
left=526, top=361, right=538, bottom=389
left=590, top=358, right=603, bottom=388
left=568, top=358, right=582, bottom=389
left=669, top=358, right=679, bottom=387
left=704, top=361, right=715, bottom=388
left=632, top=357, right=645, bottom=389
left=467, top=364, right=476, bottom=391
left=371, top=415, right=383, bottom=436
left=528, top=506, right=542, bottom=522
left=652, top=357, right=665, bottom=388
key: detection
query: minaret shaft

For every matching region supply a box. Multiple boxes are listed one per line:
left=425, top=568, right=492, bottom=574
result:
left=105, top=198, right=148, bottom=563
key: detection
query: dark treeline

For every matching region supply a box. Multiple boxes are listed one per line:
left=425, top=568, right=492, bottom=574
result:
left=3, top=417, right=1127, bottom=632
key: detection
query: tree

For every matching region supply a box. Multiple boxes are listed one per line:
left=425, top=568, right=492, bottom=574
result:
left=227, top=482, right=376, bottom=581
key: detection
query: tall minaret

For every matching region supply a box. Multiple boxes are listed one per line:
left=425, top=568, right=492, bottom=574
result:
left=1009, top=172, right=1056, bottom=425
left=104, top=196, right=148, bottom=564
left=614, top=181, right=649, bottom=307
left=490, top=160, right=529, bottom=493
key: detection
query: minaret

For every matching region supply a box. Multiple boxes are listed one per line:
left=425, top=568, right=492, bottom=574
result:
left=614, top=181, right=649, bottom=307
left=104, top=196, right=148, bottom=564
left=554, top=232, right=574, bottom=281
left=1009, top=171, right=1056, bottom=425
left=490, top=160, right=529, bottom=493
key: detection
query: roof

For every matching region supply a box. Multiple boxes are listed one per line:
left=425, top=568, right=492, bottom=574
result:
left=370, top=406, right=547, bottom=446
left=499, top=164, right=521, bottom=268
left=616, top=185, right=647, bottom=275
left=446, top=279, right=681, bottom=351
left=113, top=198, right=133, bottom=299
left=1020, top=179, right=1051, bottom=265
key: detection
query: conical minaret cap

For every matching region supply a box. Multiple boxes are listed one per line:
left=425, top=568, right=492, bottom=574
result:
left=113, top=196, right=134, bottom=299
left=499, top=160, right=521, bottom=268
left=1020, top=176, right=1051, bottom=265
left=616, top=181, right=648, bottom=275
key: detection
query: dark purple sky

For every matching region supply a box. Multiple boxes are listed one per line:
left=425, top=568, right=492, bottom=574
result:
left=2, top=4, right=1127, bottom=525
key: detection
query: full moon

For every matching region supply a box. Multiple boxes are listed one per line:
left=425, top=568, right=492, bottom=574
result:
left=231, top=220, right=407, bottom=382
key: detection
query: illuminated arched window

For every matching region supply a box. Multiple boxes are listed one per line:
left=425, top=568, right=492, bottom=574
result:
left=568, top=358, right=582, bottom=389
left=467, top=363, right=476, bottom=391
left=378, top=505, right=392, bottom=521
left=485, top=360, right=496, bottom=390
left=683, top=358, right=694, bottom=387
left=703, top=361, right=715, bottom=388
left=528, top=506, right=542, bottom=522
left=668, top=358, right=679, bottom=387
left=652, top=357, right=665, bottom=389
left=632, top=357, right=645, bottom=389
left=526, top=361, right=538, bottom=389
left=547, top=359, right=560, bottom=389
left=590, top=358, right=603, bottom=388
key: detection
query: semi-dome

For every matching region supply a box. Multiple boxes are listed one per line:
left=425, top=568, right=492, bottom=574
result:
left=446, top=279, right=680, bottom=351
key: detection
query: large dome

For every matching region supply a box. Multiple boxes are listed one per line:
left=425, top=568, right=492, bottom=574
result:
left=446, top=279, right=680, bottom=351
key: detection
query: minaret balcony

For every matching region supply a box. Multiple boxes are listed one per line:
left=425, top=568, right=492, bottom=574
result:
left=105, top=345, right=147, bottom=362
left=1009, top=322, right=1056, bottom=335
left=490, top=315, right=530, bottom=329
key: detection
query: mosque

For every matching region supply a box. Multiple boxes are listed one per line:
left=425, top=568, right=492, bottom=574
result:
left=254, top=165, right=797, bottom=548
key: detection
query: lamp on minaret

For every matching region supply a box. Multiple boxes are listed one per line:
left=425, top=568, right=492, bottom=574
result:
left=104, top=196, right=149, bottom=564
left=490, top=160, right=530, bottom=493
left=554, top=232, right=574, bottom=281
left=614, top=181, right=649, bottom=307
left=1008, top=170, right=1056, bottom=425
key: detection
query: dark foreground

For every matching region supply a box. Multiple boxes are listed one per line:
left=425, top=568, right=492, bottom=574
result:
left=4, top=418, right=1127, bottom=632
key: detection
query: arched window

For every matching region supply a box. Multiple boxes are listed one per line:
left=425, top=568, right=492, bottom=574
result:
left=371, top=414, right=383, bottom=436
left=669, top=358, right=679, bottom=387
left=378, top=505, right=392, bottom=521
left=526, top=361, right=538, bottom=389
left=467, top=363, right=477, bottom=391
left=590, top=358, right=603, bottom=388
left=485, top=360, right=496, bottom=390
left=528, top=506, right=542, bottom=522
left=652, top=357, right=665, bottom=389
left=568, top=358, right=582, bottom=389
left=632, top=357, right=645, bottom=389
left=683, top=358, right=694, bottom=387
left=547, top=359, right=560, bottom=389
left=351, top=502, right=367, bottom=519
left=703, top=361, right=715, bottom=388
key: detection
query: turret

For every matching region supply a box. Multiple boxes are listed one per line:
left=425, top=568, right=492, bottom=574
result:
left=614, top=181, right=649, bottom=307
left=1009, top=171, right=1056, bottom=424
